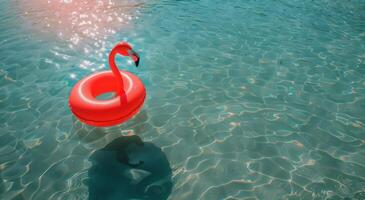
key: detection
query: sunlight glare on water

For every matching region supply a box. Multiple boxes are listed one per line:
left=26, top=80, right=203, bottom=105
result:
left=15, top=0, right=144, bottom=75
left=18, top=0, right=143, bottom=49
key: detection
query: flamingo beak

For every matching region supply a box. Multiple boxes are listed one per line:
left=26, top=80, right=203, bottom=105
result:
left=128, top=49, right=140, bottom=67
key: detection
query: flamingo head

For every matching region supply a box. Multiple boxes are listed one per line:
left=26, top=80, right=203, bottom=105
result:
left=113, top=42, right=140, bottom=67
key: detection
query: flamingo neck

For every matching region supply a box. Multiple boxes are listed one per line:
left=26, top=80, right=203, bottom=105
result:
left=108, top=49, right=124, bottom=95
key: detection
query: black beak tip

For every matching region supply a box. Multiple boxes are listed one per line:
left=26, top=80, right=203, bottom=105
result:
left=135, top=59, right=140, bottom=67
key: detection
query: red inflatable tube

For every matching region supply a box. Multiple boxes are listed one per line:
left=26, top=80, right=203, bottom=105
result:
left=69, top=42, right=146, bottom=127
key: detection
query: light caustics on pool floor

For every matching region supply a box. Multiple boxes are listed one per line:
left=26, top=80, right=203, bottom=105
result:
left=1, top=0, right=365, bottom=200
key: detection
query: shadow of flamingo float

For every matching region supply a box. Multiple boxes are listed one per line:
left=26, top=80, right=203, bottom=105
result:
left=69, top=42, right=146, bottom=127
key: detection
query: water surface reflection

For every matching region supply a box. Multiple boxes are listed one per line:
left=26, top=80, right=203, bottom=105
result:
left=17, top=0, right=144, bottom=48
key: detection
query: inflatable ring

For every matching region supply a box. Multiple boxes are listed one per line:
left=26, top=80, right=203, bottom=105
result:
left=69, top=42, right=146, bottom=127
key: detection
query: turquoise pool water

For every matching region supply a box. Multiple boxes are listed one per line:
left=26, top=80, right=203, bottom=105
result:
left=1, top=0, right=365, bottom=199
